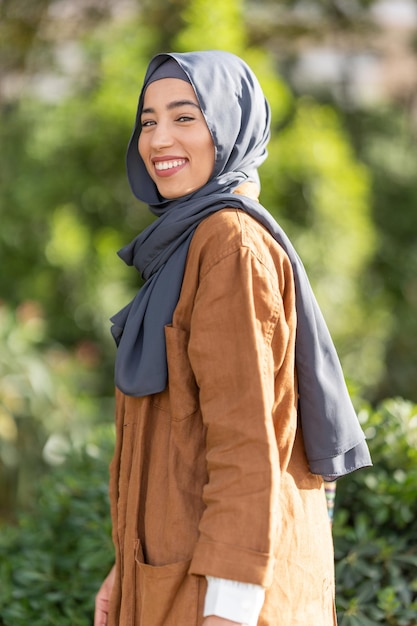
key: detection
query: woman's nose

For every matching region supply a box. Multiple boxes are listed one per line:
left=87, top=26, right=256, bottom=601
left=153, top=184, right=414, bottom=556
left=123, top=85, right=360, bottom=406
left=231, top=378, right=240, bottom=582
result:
left=150, top=122, right=174, bottom=149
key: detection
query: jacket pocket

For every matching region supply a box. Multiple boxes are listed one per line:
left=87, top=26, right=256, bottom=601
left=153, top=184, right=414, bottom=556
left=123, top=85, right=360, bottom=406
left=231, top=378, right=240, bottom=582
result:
left=134, top=539, right=200, bottom=626
left=152, top=325, right=199, bottom=421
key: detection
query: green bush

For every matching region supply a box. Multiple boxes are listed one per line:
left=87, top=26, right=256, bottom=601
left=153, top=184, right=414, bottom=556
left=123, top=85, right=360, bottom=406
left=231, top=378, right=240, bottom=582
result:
left=1, top=399, right=417, bottom=625
left=0, top=425, right=115, bottom=626
left=0, top=302, right=115, bottom=518
left=334, top=398, right=417, bottom=625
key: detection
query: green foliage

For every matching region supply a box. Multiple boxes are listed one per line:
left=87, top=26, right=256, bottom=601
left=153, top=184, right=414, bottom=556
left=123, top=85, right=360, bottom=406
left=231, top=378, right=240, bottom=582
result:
left=334, top=398, right=417, bottom=625
left=0, top=16, right=156, bottom=352
left=343, top=105, right=417, bottom=403
left=175, top=0, right=246, bottom=52
left=0, top=426, right=114, bottom=626
left=0, top=302, right=114, bottom=519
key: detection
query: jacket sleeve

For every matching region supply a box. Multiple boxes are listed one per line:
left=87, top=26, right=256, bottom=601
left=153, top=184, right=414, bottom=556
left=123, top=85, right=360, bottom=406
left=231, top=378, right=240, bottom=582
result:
left=188, top=241, right=287, bottom=587
left=204, top=576, right=265, bottom=625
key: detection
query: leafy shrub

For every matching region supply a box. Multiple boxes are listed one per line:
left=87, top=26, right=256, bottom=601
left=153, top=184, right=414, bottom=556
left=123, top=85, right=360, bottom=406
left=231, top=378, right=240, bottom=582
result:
left=0, top=301, right=116, bottom=521
left=0, top=425, right=115, bottom=626
left=334, top=398, right=417, bottom=625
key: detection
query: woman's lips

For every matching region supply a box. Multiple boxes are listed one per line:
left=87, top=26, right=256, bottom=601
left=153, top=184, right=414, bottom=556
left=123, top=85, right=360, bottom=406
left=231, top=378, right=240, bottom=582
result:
left=153, top=158, right=187, bottom=177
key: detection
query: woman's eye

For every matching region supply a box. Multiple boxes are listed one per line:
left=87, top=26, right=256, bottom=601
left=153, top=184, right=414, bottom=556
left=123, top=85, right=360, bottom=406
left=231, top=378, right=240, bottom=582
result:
left=177, top=115, right=194, bottom=122
left=141, top=119, right=155, bottom=127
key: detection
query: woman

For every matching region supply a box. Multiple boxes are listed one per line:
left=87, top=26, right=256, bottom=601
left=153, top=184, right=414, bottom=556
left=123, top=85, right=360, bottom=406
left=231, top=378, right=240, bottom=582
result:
left=94, top=50, right=371, bottom=626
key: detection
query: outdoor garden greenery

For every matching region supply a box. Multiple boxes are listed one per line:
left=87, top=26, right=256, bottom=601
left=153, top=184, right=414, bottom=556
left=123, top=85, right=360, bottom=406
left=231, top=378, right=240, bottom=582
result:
left=1, top=0, right=417, bottom=623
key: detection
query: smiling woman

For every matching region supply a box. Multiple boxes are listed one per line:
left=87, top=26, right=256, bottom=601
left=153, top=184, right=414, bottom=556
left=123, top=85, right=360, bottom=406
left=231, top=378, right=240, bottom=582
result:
left=138, top=77, right=215, bottom=199
left=94, top=50, right=371, bottom=626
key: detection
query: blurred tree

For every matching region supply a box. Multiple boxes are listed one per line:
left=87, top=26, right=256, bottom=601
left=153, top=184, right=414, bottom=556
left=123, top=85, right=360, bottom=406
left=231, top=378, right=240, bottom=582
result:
left=175, top=0, right=246, bottom=51
left=0, top=13, right=156, bottom=355
left=0, top=302, right=112, bottom=519
left=245, top=0, right=381, bottom=52
left=137, top=0, right=190, bottom=50
left=0, top=0, right=50, bottom=78
left=242, top=0, right=417, bottom=402
left=344, top=103, right=417, bottom=402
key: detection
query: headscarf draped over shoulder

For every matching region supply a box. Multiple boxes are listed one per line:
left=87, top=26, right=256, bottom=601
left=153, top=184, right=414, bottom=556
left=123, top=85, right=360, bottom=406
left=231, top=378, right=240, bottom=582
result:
left=111, top=50, right=372, bottom=479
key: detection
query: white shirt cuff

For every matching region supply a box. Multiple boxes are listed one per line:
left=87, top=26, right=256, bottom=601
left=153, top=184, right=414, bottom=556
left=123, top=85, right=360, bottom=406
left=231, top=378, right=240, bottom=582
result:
left=203, top=576, right=265, bottom=626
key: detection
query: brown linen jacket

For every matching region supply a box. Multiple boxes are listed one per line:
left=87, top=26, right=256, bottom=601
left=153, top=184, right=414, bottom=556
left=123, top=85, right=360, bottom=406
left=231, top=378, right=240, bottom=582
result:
left=107, top=206, right=337, bottom=626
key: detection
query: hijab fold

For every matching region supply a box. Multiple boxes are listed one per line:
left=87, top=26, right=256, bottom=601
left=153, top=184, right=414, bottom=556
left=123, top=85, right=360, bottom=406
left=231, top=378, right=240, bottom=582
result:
left=111, top=50, right=372, bottom=479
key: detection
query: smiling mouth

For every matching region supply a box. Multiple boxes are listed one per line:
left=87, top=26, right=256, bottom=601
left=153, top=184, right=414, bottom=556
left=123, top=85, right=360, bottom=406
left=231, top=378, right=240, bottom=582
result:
left=154, top=159, right=187, bottom=171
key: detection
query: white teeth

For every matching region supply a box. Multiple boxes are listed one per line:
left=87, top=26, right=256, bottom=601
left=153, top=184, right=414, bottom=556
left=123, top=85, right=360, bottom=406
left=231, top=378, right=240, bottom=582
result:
left=155, top=159, right=186, bottom=171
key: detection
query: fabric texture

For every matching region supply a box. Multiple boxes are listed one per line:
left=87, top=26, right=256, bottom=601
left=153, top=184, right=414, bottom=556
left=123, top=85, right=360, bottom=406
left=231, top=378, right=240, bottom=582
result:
left=108, top=208, right=337, bottom=626
left=204, top=577, right=265, bottom=626
left=110, top=49, right=372, bottom=478
left=146, top=56, right=190, bottom=85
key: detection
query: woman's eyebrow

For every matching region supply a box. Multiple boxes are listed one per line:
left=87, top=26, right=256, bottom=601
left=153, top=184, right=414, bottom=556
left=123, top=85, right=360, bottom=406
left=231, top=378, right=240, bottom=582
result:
left=141, top=100, right=200, bottom=115
left=167, top=99, right=200, bottom=110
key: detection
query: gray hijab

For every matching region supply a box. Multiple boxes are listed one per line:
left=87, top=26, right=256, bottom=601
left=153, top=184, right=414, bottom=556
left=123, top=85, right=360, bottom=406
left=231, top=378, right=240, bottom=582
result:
left=111, top=50, right=371, bottom=478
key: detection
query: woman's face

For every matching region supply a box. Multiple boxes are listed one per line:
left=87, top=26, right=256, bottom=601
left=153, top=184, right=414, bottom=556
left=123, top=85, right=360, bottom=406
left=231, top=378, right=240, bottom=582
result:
left=138, top=78, right=215, bottom=200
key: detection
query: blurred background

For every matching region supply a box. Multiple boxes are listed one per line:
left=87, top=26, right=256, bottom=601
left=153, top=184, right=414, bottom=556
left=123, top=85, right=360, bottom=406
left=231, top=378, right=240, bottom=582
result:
left=0, top=0, right=417, bottom=624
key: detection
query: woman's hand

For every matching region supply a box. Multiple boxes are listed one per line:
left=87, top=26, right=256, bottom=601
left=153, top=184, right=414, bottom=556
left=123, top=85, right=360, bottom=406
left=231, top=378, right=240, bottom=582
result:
left=202, top=617, right=246, bottom=626
left=94, top=564, right=116, bottom=626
